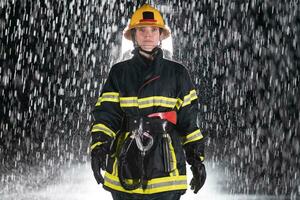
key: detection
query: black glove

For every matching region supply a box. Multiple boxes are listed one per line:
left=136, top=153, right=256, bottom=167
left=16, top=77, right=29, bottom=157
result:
left=190, top=163, right=206, bottom=194
left=91, top=147, right=107, bottom=184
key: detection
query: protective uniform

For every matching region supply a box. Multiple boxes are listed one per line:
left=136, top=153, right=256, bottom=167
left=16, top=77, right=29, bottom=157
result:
left=90, top=4, right=206, bottom=198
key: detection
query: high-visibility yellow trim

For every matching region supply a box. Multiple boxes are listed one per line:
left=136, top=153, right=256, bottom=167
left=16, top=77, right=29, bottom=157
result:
left=175, top=98, right=183, bottom=110
left=182, top=89, right=197, bottom=107
left=200, top=156, right=205, bottom=161
left=91, top=123, right=116, bottom=138
left=176, top=89, right=198, bottom=109
left=112, top=158, right=118, bottom=176
left=96, top=92, right=120, bottom=106
left=90, top=141, right=103, bottom=150
left=120, top=97, right=139, bottom=107
left=120, top=97, right=138, bottom=100
left=139, top=96, right=177, bottom=109
left=104, top=172, right=187, bottom=194
left=120, top=96, right=178, bottom=109
left=183, top=129, right=203, bottom=145
left=168, top=140, right=179, bottom=176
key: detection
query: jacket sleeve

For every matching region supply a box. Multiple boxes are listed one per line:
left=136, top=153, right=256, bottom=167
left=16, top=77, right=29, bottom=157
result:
left=176, top=67, right=205, bottom=165
left=90, top=66, right=123, bottom=152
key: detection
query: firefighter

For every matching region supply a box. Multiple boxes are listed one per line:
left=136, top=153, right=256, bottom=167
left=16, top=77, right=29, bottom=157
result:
left=91, top=4, right=206, bottom=200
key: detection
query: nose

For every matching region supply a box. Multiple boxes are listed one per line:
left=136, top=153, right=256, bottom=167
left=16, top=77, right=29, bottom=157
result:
left=144, top=29, right=153, bottom=37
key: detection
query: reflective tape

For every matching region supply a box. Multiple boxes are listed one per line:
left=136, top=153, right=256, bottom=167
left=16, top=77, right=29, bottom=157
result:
left=120, top=97, right=138, bottom=107
left=200, top=156, right=205, bottom=161
left=176, top=89, right=198, bottom=109
left=90, top=141, right=103, bottom=150
left=91, top=123, right=116, bottom=138
left=104, top=172, right=187, bottom=194
left=182, top=89, right=197, bottom=107
left=120, top=96, right=177, bottom=109
left=95, top=90, right=197, bottom=109
left=168, top=140, right=179, bottom=176
left=183, top=129, right=203, bottom=145
left=139, top=96, right=177, bottom=109
left=175, top=99, right=183, bottom=110
left=112, top=158, right=118, bottom=176
left=96, top=92, right=120, bottom=106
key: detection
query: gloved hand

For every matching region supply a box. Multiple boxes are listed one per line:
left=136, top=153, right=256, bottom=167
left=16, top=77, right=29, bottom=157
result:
left=190, top=163, right=206, bottom=194
left=91, top=147, right=107, bottom=184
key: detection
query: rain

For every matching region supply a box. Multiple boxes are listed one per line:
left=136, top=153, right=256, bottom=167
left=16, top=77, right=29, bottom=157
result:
left=0, top=0, right=299, bottom=199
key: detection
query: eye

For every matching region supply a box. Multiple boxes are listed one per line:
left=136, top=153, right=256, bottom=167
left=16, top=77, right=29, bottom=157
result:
left=139, top=27, right=146, bottom=32
left=151, top=27, right=159, bottom=32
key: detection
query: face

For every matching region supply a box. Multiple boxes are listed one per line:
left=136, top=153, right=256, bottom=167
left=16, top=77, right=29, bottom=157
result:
left=134, top=26, right=161, bottom=51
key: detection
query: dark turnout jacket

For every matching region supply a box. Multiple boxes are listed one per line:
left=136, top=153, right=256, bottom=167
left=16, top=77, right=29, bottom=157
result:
left=91, top=48, right=205, bottom=195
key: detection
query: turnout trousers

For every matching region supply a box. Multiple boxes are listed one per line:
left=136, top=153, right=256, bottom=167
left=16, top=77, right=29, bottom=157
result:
left=111, top=191, right=182, bottom=200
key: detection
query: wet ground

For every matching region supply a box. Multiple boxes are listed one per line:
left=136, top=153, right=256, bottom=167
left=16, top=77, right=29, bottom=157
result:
left=0, top=163, right=289, bottom=200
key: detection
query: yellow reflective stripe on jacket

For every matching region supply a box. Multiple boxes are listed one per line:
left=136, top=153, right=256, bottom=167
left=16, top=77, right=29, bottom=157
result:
left=112, top=158, right=118, bottom=176
left=176, top=89, right=198, bottom=109
left=120, top=97, right=139, bottom=107
left=175, top=99, right=183, bottom=110
left=90, top=141, right=103, bottom=150
left=91, top=123, right=116, bottom=138
left=104, top=172, right=187, bottom=194
left=183, top=129, right=203, bottom=145
left=120, top=96, right=177, bottom=109
left=168, top=141, right=179, bottom=176
left=182, top=89, right=197, bottom=107
left=96, top=92, right=120, bottom=106
left=139, top=96, right=177, bottom=109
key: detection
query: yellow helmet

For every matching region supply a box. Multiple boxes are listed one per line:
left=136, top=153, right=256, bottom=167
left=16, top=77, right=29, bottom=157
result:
left=124, top=4, right=170, bottom=41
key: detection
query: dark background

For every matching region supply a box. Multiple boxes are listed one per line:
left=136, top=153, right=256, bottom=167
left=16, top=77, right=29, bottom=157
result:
left=0, top=0, right=299, bottom=196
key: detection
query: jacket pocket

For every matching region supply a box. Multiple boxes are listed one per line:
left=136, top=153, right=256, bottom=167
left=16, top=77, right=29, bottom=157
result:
left=144, top=133, right=173, bottom=178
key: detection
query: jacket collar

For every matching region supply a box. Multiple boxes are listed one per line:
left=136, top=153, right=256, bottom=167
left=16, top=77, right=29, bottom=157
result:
left=131, top=47, right=164, bottom=76
left=130, top=47, right=164, bottom=95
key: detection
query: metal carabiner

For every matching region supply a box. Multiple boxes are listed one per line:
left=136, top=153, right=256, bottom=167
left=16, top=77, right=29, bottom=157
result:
left=131, top=117, right=154, bottom=153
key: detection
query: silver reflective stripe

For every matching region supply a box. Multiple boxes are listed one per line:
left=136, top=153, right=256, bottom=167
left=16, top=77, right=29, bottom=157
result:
left=120, top=98, right=138, bottom=107
left=105, top=176, right=120, bottom=186
left=120, top=96, right=177, bottom=108
left=104, top=176, right=186, bottom=189
left=102, top=95, right=119, bottom=100
left=146, top=180, right=186, bottom=189
left=96, top=92, right=119, bottom=106
left=183, top=129, right=203, bottom=145
left=138, top=98, right=176, bottom=108
left=182, top=90, right=197, bottom=107
left=186, top=133, right=201, bottom=142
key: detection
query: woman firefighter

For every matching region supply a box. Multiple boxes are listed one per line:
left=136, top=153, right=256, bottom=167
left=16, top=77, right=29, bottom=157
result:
left=90, top=4, right=206, bottom=200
